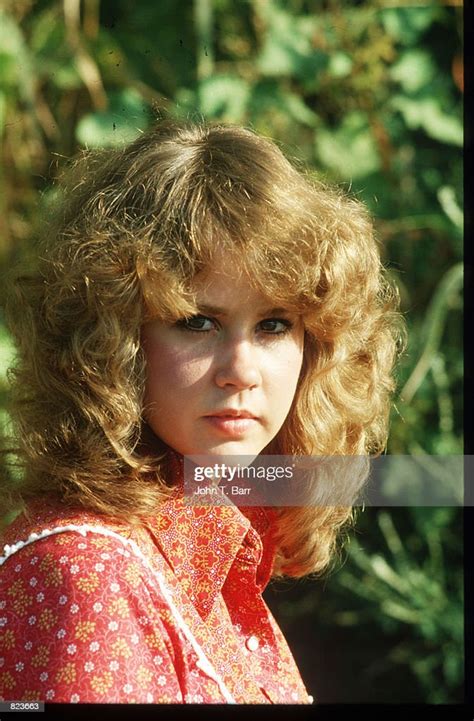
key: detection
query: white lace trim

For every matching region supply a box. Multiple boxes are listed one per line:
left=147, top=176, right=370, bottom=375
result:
left=0, top=523, right=236, bottom=704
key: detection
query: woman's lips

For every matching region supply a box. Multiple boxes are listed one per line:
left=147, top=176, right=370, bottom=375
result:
left=202, top=416, right=260, bottom=436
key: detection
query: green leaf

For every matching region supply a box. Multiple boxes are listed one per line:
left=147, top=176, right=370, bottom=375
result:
left=327, top=52, right=353, bottom=79
left=0, top=10, right=35, bottom=103
left=443, top=649, right=463, bottom=686
left=75, top=89, right=150, bottom=148
left=198, top=75, right=250, bottom=121
left=257, top=5, right=327, bottom=81
left=248, top=80, right=318, bottom=128
left=0, top=90, right=5, bottom=135
left=28, top=5, right=81, bottom=87
left=380, top=6, right=442, bottom=45
left=280, top=91, right=319, bottom=127
left=314, top=111, right=381, bottom=180
left=391, top=49, right=435, bottom=94
left=437, top=186, right=463, bottom=230
left=0, top=323, right=15, bottom=383
left=391, top=95, right=463, bottom=146
left=369, top=555, right=410, bottom=595
left=381, top=599, right=423, bottom=624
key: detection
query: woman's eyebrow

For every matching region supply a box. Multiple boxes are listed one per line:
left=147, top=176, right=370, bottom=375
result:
left=197, top=304, right=291, bottom=316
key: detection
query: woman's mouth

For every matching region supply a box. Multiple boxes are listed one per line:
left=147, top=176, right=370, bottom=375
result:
left=202, top=414, right=260, bottom=437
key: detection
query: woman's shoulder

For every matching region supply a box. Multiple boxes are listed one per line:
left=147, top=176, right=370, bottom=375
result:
left=0, top=501, right=187, bottom=704
left=0, top=499, right=173, bottom=643
left=0, top=499, right=147, bottom=578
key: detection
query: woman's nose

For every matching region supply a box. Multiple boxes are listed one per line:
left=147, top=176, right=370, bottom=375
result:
left=213, top=337, right=261, bottom=390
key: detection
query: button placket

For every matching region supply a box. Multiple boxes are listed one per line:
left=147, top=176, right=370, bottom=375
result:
left=245, top=635, right=259, bottom=652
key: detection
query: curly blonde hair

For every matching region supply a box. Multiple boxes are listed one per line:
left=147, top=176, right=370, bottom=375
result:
left=3, top=120, right=404, bottom=578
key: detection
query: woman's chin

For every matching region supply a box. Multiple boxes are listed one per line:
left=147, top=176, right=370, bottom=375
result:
left=184, top=442, right=264, bottom=463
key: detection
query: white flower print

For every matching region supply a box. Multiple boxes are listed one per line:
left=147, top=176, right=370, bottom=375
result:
left=67, top=644, right=77, bottom=655
left=69, top=564, right=79, bottom=575
left=15, top=564, right=22, bottom=572
left=58, top=595, right=68, bottom=605
left=29, top=577, right=37, bottom=587
left=15, top=662, right=24, bottom=672
left=93, top=602, right=103, bottom=613
left=70, top=694, right=80, bottom=703
left=94, top=562, right=105, bottom=572
left=59, top=555, right=68, bottom=565
left=70, top=604, right=79, bottom=614
left=0, top=617, right=7, bottom=627
left=57, top=629, right=66, bottom=639
left=130, top=634, right=139, bottom=645
left=36, top=592, right=45, bottom=603
left=28, top=615, right=37, bottom=625
left=110, top=582, right=120, bottom=593
left=78, top=543, right=87, bottom=550
left=0, top=601, right=5, bottom=609
left=101, top=552, right=111, bottom=560
left=30, top=556, right=39, bottom=565
left=185, top=693, right=203, bottom=703
left=39, top=672, right=48, bottom=682
left=46, top=690, right=55, bottom=700
left=123, top=684, right=133, bottom=694
left=84, top=662, right=94, bottom=672
left=153, top=655, right=163, bottom=666
left=109, top=661, right=119, bottom=671
left=147, top=693, right=153, bottom=703
left=157, top=676, right=166, bottom=687
left=108, top=621, right=118, bottom=631
left=89, top=641, right=100, bottom=652
left=24, top=641, right=33, bottom=651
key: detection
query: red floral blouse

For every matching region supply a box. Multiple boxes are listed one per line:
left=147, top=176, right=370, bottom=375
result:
left=0, top=492, right=313, bottom=704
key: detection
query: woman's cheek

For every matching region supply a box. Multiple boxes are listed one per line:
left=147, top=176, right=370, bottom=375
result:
left=152, top=347, right=213, bottom=392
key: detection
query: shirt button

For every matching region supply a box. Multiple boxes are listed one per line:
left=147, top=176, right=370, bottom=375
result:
left=245, top=635, right=259, bottom=652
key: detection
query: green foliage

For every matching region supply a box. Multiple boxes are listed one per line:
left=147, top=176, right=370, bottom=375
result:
left=0, top=0, right=463, bottom=704
left=335, top=507, right=463, bottom=702
left=268, top=506, right=463, bottom=702
left=76, top=88, right=150, bottom=147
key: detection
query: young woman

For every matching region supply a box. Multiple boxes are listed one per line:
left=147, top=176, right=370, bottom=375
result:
left=0, top=120, right=403, bottom=704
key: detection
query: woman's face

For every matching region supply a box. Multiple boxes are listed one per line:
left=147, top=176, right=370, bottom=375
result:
left=141, top=258, right=305, bottom=458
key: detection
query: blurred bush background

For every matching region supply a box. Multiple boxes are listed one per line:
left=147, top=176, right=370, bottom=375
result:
left=0, top=0, right=463, bottom=704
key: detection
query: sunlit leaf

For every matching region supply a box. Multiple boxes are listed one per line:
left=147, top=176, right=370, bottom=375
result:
left=437, top=186, right=463, bottom=230
left=257, top=4, right=327, bottom=81
left=390, top=49, right=435, bottom=93
left=391, top=95, right=463, bottom=146
left=380, top=6, right=442, bottom=45
left=76, top=89, right=150, bottom=148
left=327, top=52, right=353, bottom=79
left=0, top=323, right=15, bottom=382
left=314, top=111, right=381, bottom=179
left=198, top=75, right=250, bottom=121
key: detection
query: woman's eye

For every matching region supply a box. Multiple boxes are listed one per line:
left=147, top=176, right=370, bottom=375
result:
left=176, top=315, right=215, bottom=332
left=175, top=315, right=293, bottom=335
left=259, top=318, right=293, bottom=334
